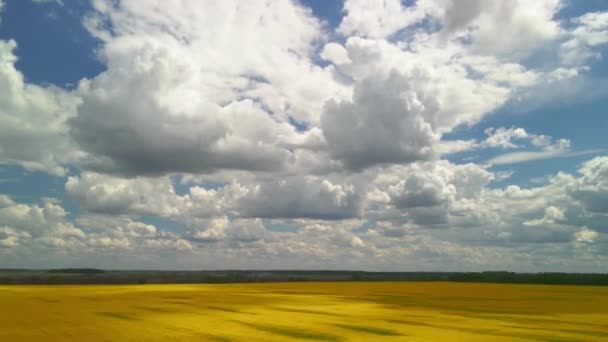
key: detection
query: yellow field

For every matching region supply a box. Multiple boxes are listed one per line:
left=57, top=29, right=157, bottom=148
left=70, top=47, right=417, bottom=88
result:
left=1, top=282, right=607, bottom=341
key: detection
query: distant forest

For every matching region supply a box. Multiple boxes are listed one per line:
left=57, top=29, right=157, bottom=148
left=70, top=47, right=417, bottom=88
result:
left=1, top=269, right=607, bottom=285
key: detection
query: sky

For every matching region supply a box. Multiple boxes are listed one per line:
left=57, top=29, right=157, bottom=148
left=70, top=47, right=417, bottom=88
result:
left=0, top=0, right=607, bottom=271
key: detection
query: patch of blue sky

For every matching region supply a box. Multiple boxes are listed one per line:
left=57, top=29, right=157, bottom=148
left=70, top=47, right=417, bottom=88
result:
left=0, top=0, right=104, bottom=88
left=171, top=175, right=227, bottom=195
left=139, top=216, right=185, bottom=235
left=264, top=220, right=300, bottom=233
left=299, top=0, right=343, bottom=30
left=0, top=165, right=66, bottom=202
left=557, top=0, right=608, bottom=19
left=444, top=88, right=608, bottom=187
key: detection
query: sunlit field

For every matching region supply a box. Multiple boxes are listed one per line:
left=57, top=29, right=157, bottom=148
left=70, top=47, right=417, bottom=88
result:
left=1, top=282, right=607, bottom=341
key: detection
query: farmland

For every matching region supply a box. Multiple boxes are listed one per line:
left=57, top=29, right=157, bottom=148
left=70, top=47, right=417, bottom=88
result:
left=1, top=282, right=607, bottom=341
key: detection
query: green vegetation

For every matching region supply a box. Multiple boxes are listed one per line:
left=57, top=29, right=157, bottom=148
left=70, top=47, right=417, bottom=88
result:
left=1, top=269, right=607, bottom=285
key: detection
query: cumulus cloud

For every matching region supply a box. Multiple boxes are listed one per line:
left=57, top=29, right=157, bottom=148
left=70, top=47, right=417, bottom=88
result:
left=321, top=43, right=352, bottom=65
left=442, top=0, right=562, bottom=58
left=374, top=161, right=492, bottom=203
left=188, top=217, right=267, bottom=243
left=523, top=206, right=566, bottom=226
left=3, top=153, right=608, bottom=270
left=234, top=177, right=361, bottom=220
left=0, top=196, right=66, bottom=237
left=560, top=12, right=608, bottom=66
left=569, top=156, right=608, bottom=213
left=0, top=40, right=79, bottom=176
left=483, top=127, right=533, bottom=149
left=65, top=172, right=194, bottom=217
left=321, top=71, right=438, bottom=170
left=335, top=37, right=515, bottom=133
left=0, top=226, right=30, bottom=248
left=367, top=160, right=493, bottom=227
left=574, top=227, right=598, bottom=244
left=338, top=0, right=434, bottom=38
left=69, top=0, right=349, bottom=176
left=339, top=0, right=562, bottom=59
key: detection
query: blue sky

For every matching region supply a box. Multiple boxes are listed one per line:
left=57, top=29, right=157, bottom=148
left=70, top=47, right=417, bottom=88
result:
left=0, top=0, right=607, bottom=271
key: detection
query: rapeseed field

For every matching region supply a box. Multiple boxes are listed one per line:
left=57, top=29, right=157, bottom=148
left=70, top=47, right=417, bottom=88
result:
left=1, top=282, right=607, bottom=341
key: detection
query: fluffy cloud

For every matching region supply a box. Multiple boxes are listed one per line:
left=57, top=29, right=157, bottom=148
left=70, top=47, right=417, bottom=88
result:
left=483, top=127, right=533, bottom=149
left=361, top=157, right=607, bottom=258
left=65, top=171, right=365, bottom=222
left=320, top=43, right=352, bottom=65
left=338, top=0, right=434, bottom=38
left=388, top=169, right=455, bottom=209
left=560, top=12, right=608, bottom=66
left=234, top=176, right=361, bottom=220
left=321, top=71, right=438, bottom=170
left=441, top=0, right=562, bottom=58
left=334, top=37, right=515, bottom=133
left=69, top=0, right=349, bottom=176
left=367, top=160, right=493, bottom=227
left=372, top=161, right=492, bottom=204
left=524, top=206, right=566, bottom=226
left=188, top=217, right=267, bottom=243
left=65, top=172, right=192, bottom=216
left=574, top=227, right=598, bottom=244
left=68, top=0, right=579, bottom=176
left=339, top=0, right=562, bottom=58
left=3, top=153, right=608, bottom=270
left=0, top=196, right=66, bottom=236
left=0, top=226, right=30, bottom=248
left=0, top=40, right=78, bottom=175
left=568, top=156, right=608, bottom=213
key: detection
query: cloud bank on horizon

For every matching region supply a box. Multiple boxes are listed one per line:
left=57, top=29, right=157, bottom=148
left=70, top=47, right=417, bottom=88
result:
left=0, top=0, right=607, bottom=271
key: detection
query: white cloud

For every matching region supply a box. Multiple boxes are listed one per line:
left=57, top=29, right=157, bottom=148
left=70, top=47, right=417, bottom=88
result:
left=0, top=226, right=31, bottom=248
left=488, top=149, right=601, bottom=166
left=440, top=126, right=602, bottom=166
left=70, top=0, right=350, bottom=176
left=3, top=153, right=608, bottom=270
left=321, top=43, right=352, bottom=65
left=0, top=194, right=15, bottom=207
left=338, top=0, right=435, bottom=39
left=523, top=206, right=566, bottom=226
left=560, top=12, right=608, bottom=66
left=0, top=196, right=66, bottom=236
left=0, top=40, right=79, bottom=176
left=31, top=0, right=64, bottom=6
left=368, top=160, right=493, bottom=227
left=234, top=176, right=361, bottom=220
left=444, top=0, right=562, bottom=59
left=321, top=71, right=438, bottom=170
left=483, top=127, right=531, bottom=149
left=569, top=156, right=608, bottom=213
left=188, top=217, right=267, bottom=243
left=474, top=127, right=605, bottom=166
left=65, top=172, right=193, bottom=217
left=189, top=217, right=229, bottom=242
left=336, top=37, right=515, bottom=133
left=574, top=227, right=598, bottom=244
